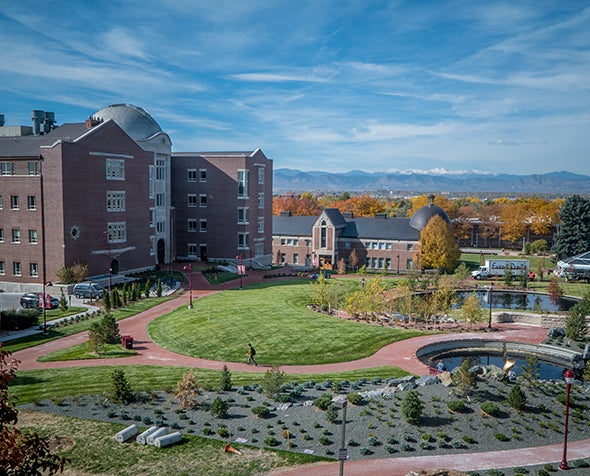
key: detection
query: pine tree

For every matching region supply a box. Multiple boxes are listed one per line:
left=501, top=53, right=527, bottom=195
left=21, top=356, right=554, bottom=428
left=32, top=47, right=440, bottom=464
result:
left=507, top=384, right=527, bottom=411
left=553, top=195, right=590, bottom=260
left=219, top=364, right=232, bottom=391
left=419, top=215, right=460, bottom=272
left=565, top=293, right=590, bottom=341
left=101, top=313, right=121, bottom=345
left=519, top=354, right=540, bottom=385
left=103, top=290, right=112, bottom=312
left=400, top=390, right=424, bottom=424
left=453, top=358, right=478, bottom=398
left=261, top=365, right=285, bottom=401
left=88, top=322, right=105, bottom=354
left=111, top=369, right=134, bottom=404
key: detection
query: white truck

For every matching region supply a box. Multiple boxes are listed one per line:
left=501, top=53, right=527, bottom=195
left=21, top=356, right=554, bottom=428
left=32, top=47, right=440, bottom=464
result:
left=471, top=259, right=529, bottom=280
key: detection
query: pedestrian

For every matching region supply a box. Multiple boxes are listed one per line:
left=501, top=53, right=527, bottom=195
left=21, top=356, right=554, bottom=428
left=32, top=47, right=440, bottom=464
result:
left=361, top=278, right=365, bottom=288
left=246, top=343, right=257, bottom=366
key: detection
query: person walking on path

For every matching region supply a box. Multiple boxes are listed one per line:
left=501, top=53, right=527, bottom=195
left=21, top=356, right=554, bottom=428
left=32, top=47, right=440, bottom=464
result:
left=246, top=343, right=257, bottom=366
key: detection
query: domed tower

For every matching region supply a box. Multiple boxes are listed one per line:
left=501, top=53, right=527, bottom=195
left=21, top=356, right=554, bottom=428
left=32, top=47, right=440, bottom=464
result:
left=409, top=194, right=452, bottom=232
left=93, top=104, right=173, bottom=265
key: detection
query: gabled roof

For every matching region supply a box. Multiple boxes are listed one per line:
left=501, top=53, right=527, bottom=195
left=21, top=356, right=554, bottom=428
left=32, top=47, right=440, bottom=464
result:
left=272, top=215, right=317, bottom=236
left=0, top=122, right=89, bottom=157
left=320, top=208, right=348, bottom=229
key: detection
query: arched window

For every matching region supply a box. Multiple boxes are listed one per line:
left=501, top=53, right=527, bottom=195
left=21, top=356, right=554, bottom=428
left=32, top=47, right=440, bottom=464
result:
left=320, top=220, right=327, bottom=248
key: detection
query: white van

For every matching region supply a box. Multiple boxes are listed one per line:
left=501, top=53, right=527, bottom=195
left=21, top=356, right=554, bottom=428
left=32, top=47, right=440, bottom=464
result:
left=73, top=282, right=104, bottom=299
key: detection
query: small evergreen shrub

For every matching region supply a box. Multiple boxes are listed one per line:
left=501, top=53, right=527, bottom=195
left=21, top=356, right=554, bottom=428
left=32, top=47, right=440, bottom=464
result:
left=447, top=399, right=467, bottom=413
left=264, top=436, right=280, bottom=447
left=494, top=433, right=509, bottom=442
left=347, top=392, right=363, bottom=405
left=251, top=406, right=270, bottom=418
left=481, top=402, right=500, bottom=417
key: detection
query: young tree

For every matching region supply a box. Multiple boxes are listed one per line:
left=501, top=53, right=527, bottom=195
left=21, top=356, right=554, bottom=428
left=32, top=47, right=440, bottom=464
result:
left=219, top=364, right=232, bottom=392
left=261, top=365, right=285, bottom=401
left=59, top=289, right=68, bottom=311
left=337, top=257, right=346, bottom=275
left=400, top=390, right=424, bottom=424
left=507, top=384, right=527, bottom=411
left=565, top=293, right=590, bottom=341
left=348, top=248, right=359, bottom=270
left=461, top=292, right=484, bottom=326
left=175, top=370, right=200, bottom=409
left=1, top=346, right=68, bottom=475
left=209, top=397, right=229, bottom=419
left=519, top=354, right=540, bottom=386
left=87, top=322, right=105, bottom=354
left=547, top=277, right=563, bottom=305
left=110, top=368, right=134, bottom=404
left=502, top=266, right=514, bottom=287
left=103, top=290, right=112, bottom=312
left=453, top=358, right=478, bottom=399
left=101, top=313, right=121, bottom=345
left=419, top=215, right=461, bottom=272
left=553, top=195, right=590, bottom=260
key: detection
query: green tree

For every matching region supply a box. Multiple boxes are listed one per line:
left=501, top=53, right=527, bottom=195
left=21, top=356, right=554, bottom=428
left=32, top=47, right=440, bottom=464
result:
left=461, top=292, right=484, bottom=326
left=400, top=390, right=424, bottom=424
left=59, top=288, right=68, bottom=311
left=101, top=313, right=121, bottom=344
left=110, top=369, right=134, bottom=404
left=507, top=384, right=527, bottom=411
left=87, top=322, right=105, bottom=354
left=209, top=397, right=229, bottom=419
left=565, top=293, right=590, bottom=341
left=453, top=358, right=478, bottom=398
left=103, top=290, right=112, bottom=312
left=261, top=365, right=285, bottom=401
left=174, top=370, right=200, bottom=410
left=503, top=266, right=514, bottom=287
left=1, top=346, right=68, bottom=475
left=219, top=364, right=232, bottom=392
left=454, top=262, right=471, bottom=282
left=519, top=354, right=540, bottom=386
left=419, top=215, right=460, bottom=272
left=547, top=277, right=564, bottom=305
left=553, top=195, right=590, bottom=260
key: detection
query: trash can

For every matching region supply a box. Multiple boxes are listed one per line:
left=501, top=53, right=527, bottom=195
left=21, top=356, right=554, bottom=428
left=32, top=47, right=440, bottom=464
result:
left=122, top=335, right=134, bottom=349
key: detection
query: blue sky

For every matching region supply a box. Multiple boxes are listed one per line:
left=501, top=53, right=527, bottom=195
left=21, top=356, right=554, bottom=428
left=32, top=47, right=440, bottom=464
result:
left=1, top=1, right=589, bottom=175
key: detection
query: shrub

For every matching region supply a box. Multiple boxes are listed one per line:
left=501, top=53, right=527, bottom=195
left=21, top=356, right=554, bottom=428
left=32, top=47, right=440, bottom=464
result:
left=401, top=390, right=424, bottom=424
left=251, top=406, right=270, bottom=418
left=325, top=406, right=338, bottom=423
left=494, top=433, right=509, bottom=442
left=110, top=369, right=134, bottom=404
left=210, top=397, right=228, bottom=419
left=318, top=436, right=332, bottom=446
left=447, top=399, right=467, bottom=413
left=462, top=435, right=476, bottom=444
left=507, top=384, right=527, bottom=411
left=359, top=447, right=373, bottom=455
left=346, top=392, right=363, bottom=405
left=480, top=402, right=500, bottom=417
left=314, top=393, right=334, bottom=411
left=202, top=427, right=213, bottom=436
left=216, top=426, right=229, bottom=437
left=219, top=364, right=232, bottom=392
left=261, top=365, right=286, bottom=400
left=384, top=444, right=397, bottom=454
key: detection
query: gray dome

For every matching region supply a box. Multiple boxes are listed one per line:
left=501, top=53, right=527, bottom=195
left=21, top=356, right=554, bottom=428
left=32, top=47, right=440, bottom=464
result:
left=409, top=194, right=452, bottom=231
left=93, top=104, right=162, bottom=141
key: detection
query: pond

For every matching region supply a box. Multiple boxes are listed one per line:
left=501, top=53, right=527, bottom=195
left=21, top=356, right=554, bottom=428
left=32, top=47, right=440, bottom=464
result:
left=454, top=289, right=578, bottom=313
left=433, top=353, right=566, bottom=380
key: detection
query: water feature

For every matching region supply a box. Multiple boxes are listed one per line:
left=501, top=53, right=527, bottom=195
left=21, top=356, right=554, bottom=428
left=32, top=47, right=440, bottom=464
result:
left=455, top=289, right=578, bottom=313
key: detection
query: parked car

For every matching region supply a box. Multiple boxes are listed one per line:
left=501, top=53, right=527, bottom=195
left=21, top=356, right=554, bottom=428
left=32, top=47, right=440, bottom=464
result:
left=20, top=293, right=60, bottom=309
left=73, top=282, right=104, bottom=299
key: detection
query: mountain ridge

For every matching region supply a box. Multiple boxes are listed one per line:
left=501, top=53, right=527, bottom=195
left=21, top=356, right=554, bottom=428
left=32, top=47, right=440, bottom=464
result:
left=273, top=169, right=590, bottom=195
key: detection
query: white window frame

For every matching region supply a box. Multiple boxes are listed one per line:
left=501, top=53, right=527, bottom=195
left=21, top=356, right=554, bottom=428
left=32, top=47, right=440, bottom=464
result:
left=13, top=261, right=22, bottom=276
left=187, top=194, right=197, bottom=207
left=27, top=195, right=36, bottom=211
left=238, top=232, right=249, bottom=250
left=258, top=167, right=265, bottom=184
left=237, top=169, right=249, bottom=199
left=187, top=169, right=197, bottom=182
left=237, top=207, right=249, bottom=224
left=199, top=168, right=207, bottom=182
left=107, top=222, right=127, bottom=243
left=258, top=192, right=264, bottom=209
left=10, top=195, right=19, bottom=210
left=199, top=219, right=207, bottom=232
left=258, top=217, right=264, bottom=233
left=30, top=262, right=39, bottom=277
left=28, top=229, right=38, bottom=244
left=199, top=194, right=207, bottom=208
left=188, top=243, right=198, bottom=257
left=106, top=159, right=125, bottom=180
left=188, top=218, right=197, bottom=232
left=11, top=229, right=20, bottom=243
left=106, top=191, right=126, bottom=212
left=0, top=261, right=4, bottom=275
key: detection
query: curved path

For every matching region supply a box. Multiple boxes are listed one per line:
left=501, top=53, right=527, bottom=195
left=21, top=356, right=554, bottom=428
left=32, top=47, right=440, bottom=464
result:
left=10, top=271, right=590, bottom=475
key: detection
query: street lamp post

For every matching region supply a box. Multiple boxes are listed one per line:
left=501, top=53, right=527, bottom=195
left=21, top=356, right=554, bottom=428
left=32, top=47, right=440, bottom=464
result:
left=183, top=264, right=193, bottom=309
left=332, top=396, right=348, bottom=476
left=488, top=281, right=494, bottom=329
left=560, top=369, right=575, bottom=470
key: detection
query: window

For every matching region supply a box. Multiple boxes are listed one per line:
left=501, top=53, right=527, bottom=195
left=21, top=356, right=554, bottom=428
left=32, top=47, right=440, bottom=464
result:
left=385, top=258, right=391, bottom=269
left=187, top=194, right=197, bottom=207
left=199, top=219, right=207, bottom=232
left=199, top=194, right=207, bottom=207
left=293, top=239, right=299, bottom=246
left=0, top=261, right=4, bottom=275
left=106, top=191, right=126, bottom=211
left=28, top=161, right=40, bottom=175
left=1, top=162, right=15, bottom=175
left=365, top=241, right=371, bottom=248
left=378, top=242, right=385, bottom=250
left=27, top=195, right=36, bottom=210
left=28, top=229, right=38, bottom=244
left=320, top=220, right=327, bottom=248
left=257, top=217, right=264, bottom=233
left=371, top=257, right=377, bottom=268
left=155, top=159, right=165, bottom=180
left=10, top=195, right=19, bottom=210
left=156, top=193, right=165, bottom=207
left=0, top=229, right=3, bottom=242
left=378, top=257, right=384, bottom=268
left=11, top=229, right=20, bottom=243
left=188, top=219, right=197, bottom=232
left=13, top=262, right=22, bottom=276
left=156, top=221, right=165, bottom=233
left=149, top=166, right=154, bottom=198
left=107, top=222, right=126, bottom=243
left=280, top=238, right=286, bottom=245
left=0, top=195, right=2, bottom=209
left=149, top=209, right=155, bottom=227
left=386, top=243, right=392, bottom=250
left=258, top=192, right=264, bottom=209
left=30, top=263, right=39, bottom=277
left=106, top=159, right=125, bottom=180
left=199, top=168, right=207, bottom=182
left=238, top=232, right=249, bottom=249
left=407, top=243, right=413, bottom=251
left=187, top=169, right=197, bottom=182
left=255, top=242, right=264, bottom=256
left=258, top=167, right=264, bottom=184
left=293, top=253, right=299, bottom=264
left=237, top=207, right=249, bottom=224
left=237, top=169, right=249, bottom=198
left=287, top=238, right=292, bottom=246
left=188, top=243, right=198, bottom=257
left=407, top=258, right=413, bottom=269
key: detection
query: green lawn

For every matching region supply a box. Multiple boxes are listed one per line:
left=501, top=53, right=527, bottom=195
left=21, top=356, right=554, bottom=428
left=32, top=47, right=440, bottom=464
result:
left=148, top=280, right=427, bottom=365
left=37, top=343, right=136, bottom=362
left=10, top=365, right=409, bottom=404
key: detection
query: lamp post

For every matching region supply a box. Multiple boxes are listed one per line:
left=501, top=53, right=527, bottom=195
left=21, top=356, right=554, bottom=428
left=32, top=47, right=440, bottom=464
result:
left=488, top=281, right=494, bottom=329
left=332, top=396, right=348, bottom=476
left=396, top=254, right=400, bottom=274
left=183, top=264, right=193, bottom=309
left=560, top=369, right=575, bottom=470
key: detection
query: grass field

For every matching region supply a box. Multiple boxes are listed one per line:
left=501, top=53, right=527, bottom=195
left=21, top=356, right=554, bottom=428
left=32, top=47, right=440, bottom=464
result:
left=148, top=280, right=427, bottom=365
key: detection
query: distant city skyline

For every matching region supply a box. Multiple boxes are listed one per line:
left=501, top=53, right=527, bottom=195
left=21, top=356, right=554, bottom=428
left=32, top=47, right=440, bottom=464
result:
left=1, top=1, right=589, bottom=175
